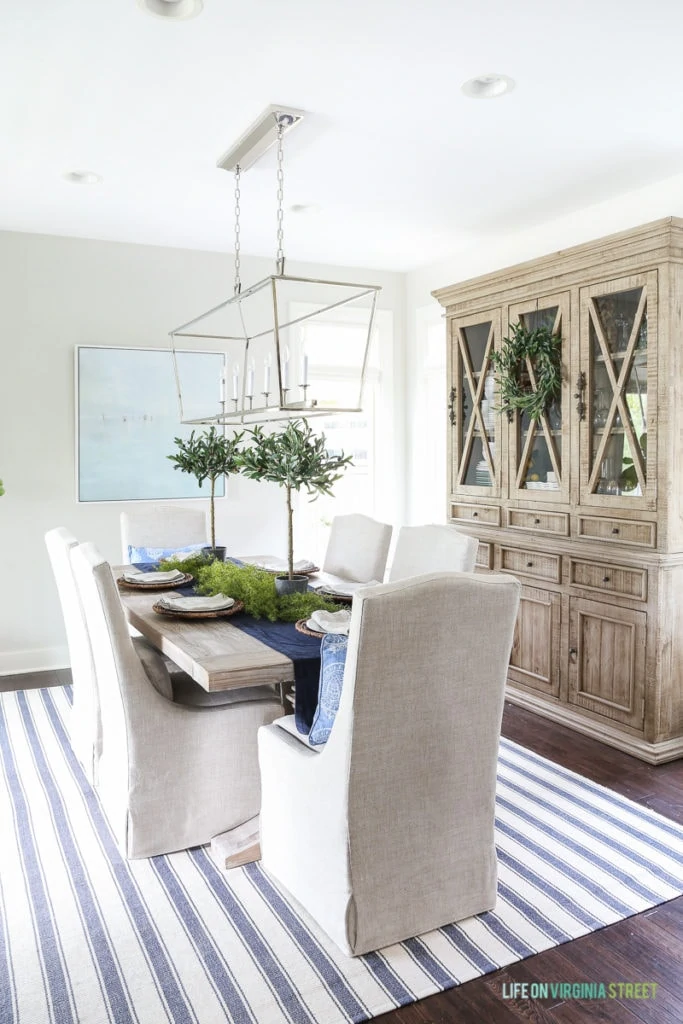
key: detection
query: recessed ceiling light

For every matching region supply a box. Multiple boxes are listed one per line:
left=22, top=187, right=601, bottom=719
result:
left=461, top=74, right=515, bottom=99
left=63, top=171, right=103, bottom=185
left=137, top=0, right=203, bottom=20
left=289, top=203, right=320, bottom=214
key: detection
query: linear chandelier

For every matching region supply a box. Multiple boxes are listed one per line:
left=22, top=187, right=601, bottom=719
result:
left=170, top=105, right=382, bottom=425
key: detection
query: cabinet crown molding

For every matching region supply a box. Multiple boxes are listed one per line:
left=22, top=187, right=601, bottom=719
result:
left=433, top=216, right=683, bottom=311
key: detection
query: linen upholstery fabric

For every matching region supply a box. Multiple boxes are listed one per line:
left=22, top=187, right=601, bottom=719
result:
left=388, top=523, right=478, bottom=581
left=120, top=505, right=208, bottom=563
left=321, top=514, right=392, bottom=584
left=44, top=528, right=101, bottom=783
left=70, top=542, right=281, bottom=859
left=258, top=570, right=521, bottom=956
left=308, top=634, right=348, bottom=745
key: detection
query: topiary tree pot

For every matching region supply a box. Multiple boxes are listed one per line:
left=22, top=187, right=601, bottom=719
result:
left=202, top=546, right=227, bottom=562
left=274, top=574, right=308, bottom=596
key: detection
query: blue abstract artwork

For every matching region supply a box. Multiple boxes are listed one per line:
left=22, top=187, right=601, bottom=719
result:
left=77, top=346, right=226, bottom=502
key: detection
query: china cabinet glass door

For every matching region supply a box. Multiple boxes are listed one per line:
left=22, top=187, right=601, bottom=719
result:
left=448, top=309, right=501, bottom=496
left=507, top=293, right=570, bottom=504
left=579, top=273, right=656, bottom=508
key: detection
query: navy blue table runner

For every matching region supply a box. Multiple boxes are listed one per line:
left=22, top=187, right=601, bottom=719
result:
left=134, top=563, right=321, bottom=732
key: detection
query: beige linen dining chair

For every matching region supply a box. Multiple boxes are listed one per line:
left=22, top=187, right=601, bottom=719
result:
left=388, top=523, right=478, bottom=581
left=71, top=541, right=282, bottom=858
left=45, top=527, right=101, bottom=783
left=120, top=505, right=208, bottom=563
left=258, top=570, right=520, bottom=955
left=320, top=513, right=392, bottom=586
left=46, top=527, right=242, bottom=787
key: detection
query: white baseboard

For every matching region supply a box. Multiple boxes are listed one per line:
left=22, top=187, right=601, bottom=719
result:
left=0, top=646, right=69, bottom=677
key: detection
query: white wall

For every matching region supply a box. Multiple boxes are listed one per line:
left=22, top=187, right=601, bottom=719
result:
left=0, top=231, right=404, bottom=673
left=404, top=169, right=683, bottom=524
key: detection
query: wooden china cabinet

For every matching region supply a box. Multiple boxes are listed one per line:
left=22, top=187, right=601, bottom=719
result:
left=434, top=218, right=683, bottom=763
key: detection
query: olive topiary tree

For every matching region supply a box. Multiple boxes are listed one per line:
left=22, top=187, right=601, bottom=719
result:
left=240, top=419, right=352, bottom=579
left=167, top=427, right=243, bottom=552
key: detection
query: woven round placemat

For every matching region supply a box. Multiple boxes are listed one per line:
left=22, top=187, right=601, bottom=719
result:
left=117, top=573, right=194, bottom=591
left=262, top=566, right=320, bottom=578
left=313, top=589, right=353, bottom=603
left=152, top=599, right=244, bottom=620
left=294, top=618, right=326, bottom=637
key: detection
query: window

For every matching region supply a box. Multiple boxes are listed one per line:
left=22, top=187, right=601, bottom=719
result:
left=411, top=309, right=446, bottom=523
left=292, top=309, right=394, bottom=565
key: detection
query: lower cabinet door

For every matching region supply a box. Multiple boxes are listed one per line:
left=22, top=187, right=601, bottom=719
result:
left=508, top=586, right=561, bottom=697
left=568, top=597, right=646, bottom=730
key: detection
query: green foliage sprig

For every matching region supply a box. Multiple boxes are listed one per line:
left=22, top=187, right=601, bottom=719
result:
left=490, top=323, right=562, bottom=421
left=158, top=552, right=214, bottom=583
left=159, top=556, right=341, bottom=621
left=240, top=419, right=353, bottom=579
left=167, top=427, right=243, bottom=550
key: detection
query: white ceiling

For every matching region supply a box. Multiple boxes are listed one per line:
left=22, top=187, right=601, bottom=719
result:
left=2, top=0, right=683, bottom=272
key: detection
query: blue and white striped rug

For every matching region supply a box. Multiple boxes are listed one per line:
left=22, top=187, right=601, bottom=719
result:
left=1, top=685, right=682, bottom=1024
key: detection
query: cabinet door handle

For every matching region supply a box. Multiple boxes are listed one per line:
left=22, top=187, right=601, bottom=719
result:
left=612, top=527, right=620, bottom=535
left=448, top=386, right=457, bottom=426
left=534, top=517, right=541, bottom=524
left=569, top=647, right=577, bottom=657
left=574, top=372, right=586, bottom=421
left=472, top=511, right=479, bottom=518
left=526, top=561, right=534, bottom=568
left=602, top=575, right=610, bottom=583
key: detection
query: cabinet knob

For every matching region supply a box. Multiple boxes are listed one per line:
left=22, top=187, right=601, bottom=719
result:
left=472, top=511, right=479, bottom=518
left=602, top=575, right=610, bottom=583
left=526, top=561, right=534, bottom=568
left=569, top=647, right=577, bottom=656
left=612, top=527, right=620, bottom=535
left=534, top=517, right=541, bottom=524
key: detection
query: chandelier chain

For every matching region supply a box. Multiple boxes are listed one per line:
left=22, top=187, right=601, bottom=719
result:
left=233, top=164, right=242, bottom=295
left=276, top=118, right=285, bottom=273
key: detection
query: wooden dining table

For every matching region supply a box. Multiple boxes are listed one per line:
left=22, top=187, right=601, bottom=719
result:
left=117, top=582, right=295, bottom=695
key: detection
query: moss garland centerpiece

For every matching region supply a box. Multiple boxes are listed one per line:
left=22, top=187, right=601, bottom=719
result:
left=490, top=322, right=562, bottom=421
left=158, top=555, right=341, bottom=622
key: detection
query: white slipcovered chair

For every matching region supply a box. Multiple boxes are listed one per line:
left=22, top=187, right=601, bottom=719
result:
left=71, top=541, right=281, bottom=858
left=388, top=523, right=478, bottom=581
left=120, top=505, right=208, bottom=563
left=259, top=570, right=520, bottom=955
left=319, top=513, right=392, bottom=587
left=45, top=527, right=101, bottom=783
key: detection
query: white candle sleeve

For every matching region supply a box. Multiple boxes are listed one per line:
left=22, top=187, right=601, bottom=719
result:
left=302, top=353, right=309, bottom=386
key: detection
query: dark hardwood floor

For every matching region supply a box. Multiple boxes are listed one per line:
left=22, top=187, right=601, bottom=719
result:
left=2, top=674, right=681, bottom=1023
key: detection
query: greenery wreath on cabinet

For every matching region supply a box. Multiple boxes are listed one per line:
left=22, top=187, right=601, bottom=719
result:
left=490, top=322, right=563, bottom=421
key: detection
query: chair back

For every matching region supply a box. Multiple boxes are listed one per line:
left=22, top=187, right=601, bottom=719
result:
left=120, top=505, right=208, bottom=562
left=44, top=527, right=100, bottom=780
left=70, top=542, right=162, bottom=836
left=329, top=570, right=520, bottom=950
left=322, top=513, right=392, bottom=583
left=388, top=523, right=478, bottom=580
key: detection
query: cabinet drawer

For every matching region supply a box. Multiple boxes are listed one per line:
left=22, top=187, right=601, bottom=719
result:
left=475, top=541, right=492, bottom=569
left=507, top=508, right=570, bottom=536
left=450, top=502, right=500, bottom=526
left=577, top=515, right=656, bottom=548
left=500, top=546, right=561, bottom=583
left=569, top=559, right=647, bottom=601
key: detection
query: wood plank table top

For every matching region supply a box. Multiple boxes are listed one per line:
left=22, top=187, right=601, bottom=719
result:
left=118, top=585, right=295, bottom=693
